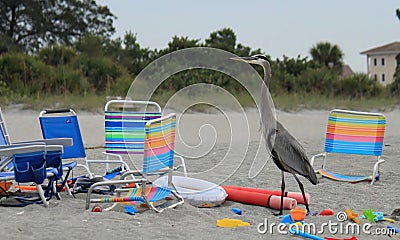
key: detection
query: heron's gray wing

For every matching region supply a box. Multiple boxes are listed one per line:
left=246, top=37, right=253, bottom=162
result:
left=272, top=122, right=318, bottom=184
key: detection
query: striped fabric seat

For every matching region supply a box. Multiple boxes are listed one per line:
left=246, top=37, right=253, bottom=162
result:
left=105, top=111, right=161, bottom=155
left=98, top=186, right=172, bottom=204
left=143, top=115, right=176, bottom=173
left=317, top=169, right=375, bottom=183
left=311, top=109, right=386, bottom=185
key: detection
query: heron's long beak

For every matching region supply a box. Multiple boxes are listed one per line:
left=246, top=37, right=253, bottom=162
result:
left=230, top=56, right=258, bottom=63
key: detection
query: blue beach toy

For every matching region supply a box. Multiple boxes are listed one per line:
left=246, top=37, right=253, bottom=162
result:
left=232, top=207, right=242, bottom=215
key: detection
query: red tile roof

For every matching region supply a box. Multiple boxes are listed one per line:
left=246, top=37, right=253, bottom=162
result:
left=361, top=41, right=400, bottom=55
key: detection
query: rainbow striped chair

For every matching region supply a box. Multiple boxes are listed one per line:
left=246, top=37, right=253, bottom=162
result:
left=104, top=100, right=186, bottom=177
left=85, top=113, right=184, bottom=212
left=310, top=109, right=386, bottom=185
left=105, top=100, right=162, bottom=155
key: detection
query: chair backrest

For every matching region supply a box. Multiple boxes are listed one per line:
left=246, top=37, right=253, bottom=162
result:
left=143, top=113, right=176, bottom=174
left=105, top=100, right=161, bottom=155
left=0, top=108, right=11, bottom=146
left=324, top=109, right=386, bottom=156
left=39, top=109, right=86, bottom=159
left=0, top=109, right=13, bottom=170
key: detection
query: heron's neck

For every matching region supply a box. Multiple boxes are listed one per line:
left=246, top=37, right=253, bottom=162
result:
left=260, top=60, right=275, bottom=138
left=262, top=61, right=272, bottom=88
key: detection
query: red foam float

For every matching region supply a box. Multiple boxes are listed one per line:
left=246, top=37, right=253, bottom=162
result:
left=223, top=186, right=310, bottom=205
left=222, top=187, right=297, bottom=210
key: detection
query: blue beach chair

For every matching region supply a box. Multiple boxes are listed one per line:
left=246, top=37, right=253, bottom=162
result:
left=0, top=143, right=64, bottom=207
left=0, top=108, right=73, bottom=201
left=39, top=108, right=131, bottom=180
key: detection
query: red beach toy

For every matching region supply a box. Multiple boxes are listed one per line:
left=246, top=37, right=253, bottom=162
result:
left=319, top=209, right=334, bottom=216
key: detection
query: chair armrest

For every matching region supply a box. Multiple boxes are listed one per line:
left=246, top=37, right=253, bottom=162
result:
left=14, top=138, right=73, bottom=147
left=0, top=144, right=63, bottom=156
left=0, top=142, right=45, bottom=148
left=310, top=153, right=325, bottom=167
left=174, top=155, right=187, bottom=177
left=42, top=138, right=73, bottom=146
left=84, top=152, right=130, bottom=171
left=102, top=152, right=123, bottom=161
left=120, top=170, right=143, bottom=179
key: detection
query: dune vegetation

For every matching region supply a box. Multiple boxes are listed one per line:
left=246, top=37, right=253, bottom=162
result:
left=1, top=1, right=400, bottom=112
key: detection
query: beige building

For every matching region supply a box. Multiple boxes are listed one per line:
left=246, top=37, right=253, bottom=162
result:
left=360, top=41, right=400, bottom=86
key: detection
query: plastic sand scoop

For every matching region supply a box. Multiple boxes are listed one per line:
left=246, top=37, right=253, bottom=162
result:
left=216, top=218, right=250, bottom=228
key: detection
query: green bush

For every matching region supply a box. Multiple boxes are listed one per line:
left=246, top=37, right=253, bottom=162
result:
left=337, top=73, right=382, bottom=98
left=38, top=45, right=77, bottom=66
left=0, top=52, right=54, bottom=96
left=296, top=67, right=337, bottom=96
left=0, top=52, right=92, bottom=96
left=55, top=66, right=90, bottom=95
left=107, top=73, right=134, bottom=96
left=0, top=81, right=15, bottom=97
left=72, top=54, right=124, bottom=93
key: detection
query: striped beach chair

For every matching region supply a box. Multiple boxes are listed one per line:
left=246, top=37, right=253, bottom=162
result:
left=105, top=100, right=162, bottom=155
left=86, top=113, right=184, bottom=212
left=104, top=100, right=186, bottom=176
left=310, top=109, right=386, bottom=184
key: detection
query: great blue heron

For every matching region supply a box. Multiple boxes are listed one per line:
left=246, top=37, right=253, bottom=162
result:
left=231, top=55, right=318, bottom=215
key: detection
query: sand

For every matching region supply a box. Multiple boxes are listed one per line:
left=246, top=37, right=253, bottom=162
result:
left=1, top=108, right=399, bottom=240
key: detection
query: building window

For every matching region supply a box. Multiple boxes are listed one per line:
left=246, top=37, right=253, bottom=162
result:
left=381, top=58, right=385, bottom=66
left=382, top=74, right=385, bottom=82
left=374, top=74, right=377, bottom=81
left=373, top=58, right=377, bottom=66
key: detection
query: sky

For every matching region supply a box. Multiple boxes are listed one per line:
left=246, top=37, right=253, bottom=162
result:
left=96, top=0, right=400, bottom=73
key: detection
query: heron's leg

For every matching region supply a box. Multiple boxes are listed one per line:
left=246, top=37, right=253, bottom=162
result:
left=273, top=171, right=285, bottom=216
left=280, top=171, right=285, bottom=215
left=292, top=173, right=310, bottom=213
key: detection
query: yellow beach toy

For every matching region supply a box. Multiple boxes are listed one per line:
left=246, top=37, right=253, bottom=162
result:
left=216, top=218, right=250, bottom=228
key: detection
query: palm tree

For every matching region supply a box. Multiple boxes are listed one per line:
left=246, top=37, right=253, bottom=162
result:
left=310, top=42, right=344, bottom=69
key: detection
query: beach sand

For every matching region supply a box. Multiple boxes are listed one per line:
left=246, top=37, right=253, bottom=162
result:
left=1, top=108, right=399, bottom=240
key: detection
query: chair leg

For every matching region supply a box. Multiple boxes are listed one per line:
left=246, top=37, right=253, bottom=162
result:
left=37, top=184, right=49, bottom=207
left=53, top=181, right=61, bottom=200
left=371, top=158, right=385, bottom=185
left=58, top=174, right=73, bottom=196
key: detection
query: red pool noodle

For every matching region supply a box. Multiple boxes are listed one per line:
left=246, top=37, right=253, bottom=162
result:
left=223, top=187, right=297, bottom=210
left=222, top=186, right=310, bottom=205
